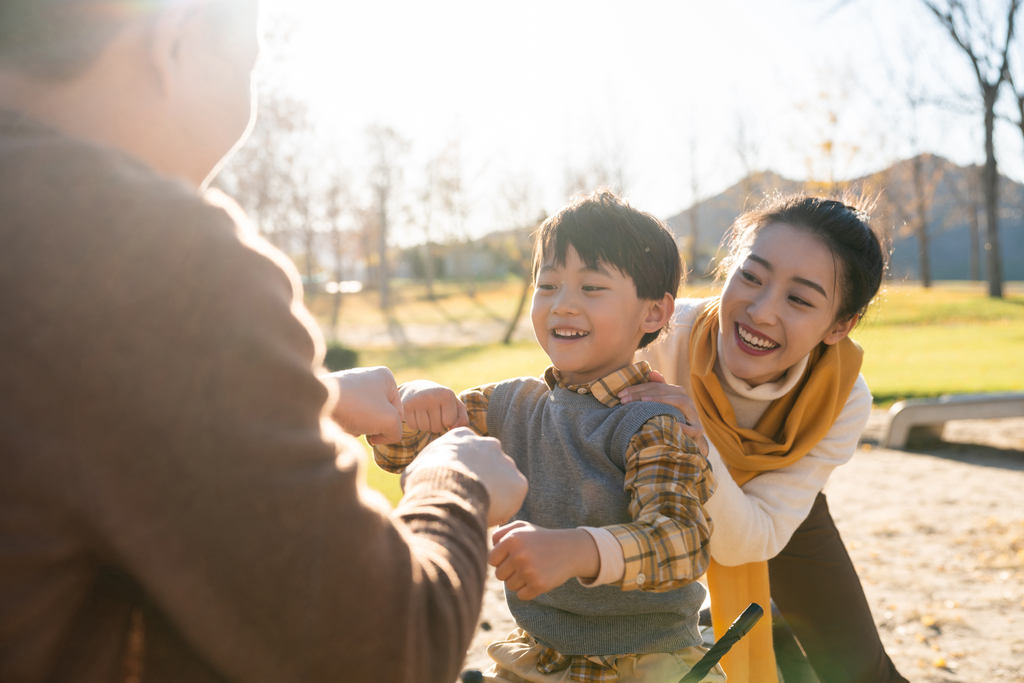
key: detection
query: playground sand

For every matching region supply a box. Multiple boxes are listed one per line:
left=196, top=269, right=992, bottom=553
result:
left=461, top=412, right=1024, bottom=682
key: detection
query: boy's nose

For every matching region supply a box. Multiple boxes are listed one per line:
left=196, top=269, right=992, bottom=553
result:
left=550, top=291, right=580, bottom=315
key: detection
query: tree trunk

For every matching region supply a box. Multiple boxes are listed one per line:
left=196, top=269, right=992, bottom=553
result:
left=330, top=229, right=344, bottom=338
left=968, top=169, right=981, bottom=282
left=688, top=205, right=699, bottom=273
left=913, top=155, right=931, bottom=288
left=982, top=85, right=1003, bottom=298
left=422, top=241, right=435, bottom=300
left=376, top=194, right=390, bottom=310
left=503, top=273, right=531, bottom=345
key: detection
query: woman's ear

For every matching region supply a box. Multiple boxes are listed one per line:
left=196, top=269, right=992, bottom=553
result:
left=640, top=293, right=676, bottom=334
left=823, top=313, right=860, bottom=345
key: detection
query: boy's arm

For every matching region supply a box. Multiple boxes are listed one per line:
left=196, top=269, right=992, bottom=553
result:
left=458, top=384, right=496, bottom=437
left=604, top=414, right=716, bottom=592
left=372, top=383, right=496, bottom=473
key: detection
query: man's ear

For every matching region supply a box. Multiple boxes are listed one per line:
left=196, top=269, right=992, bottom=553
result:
left=640, top=293, right=675, bottom=334
left=147, top=3, right=204, bottom=97
left=823, top=313, right=859, bottom=345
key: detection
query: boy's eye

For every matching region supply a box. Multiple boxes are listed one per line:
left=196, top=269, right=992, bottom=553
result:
left=582, top=285, right=604, bottom=292
left=537, top=283, right=556, bottom=291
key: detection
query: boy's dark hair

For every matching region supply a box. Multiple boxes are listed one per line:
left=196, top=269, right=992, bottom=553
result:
left=532, top=188, right=682, bottom=349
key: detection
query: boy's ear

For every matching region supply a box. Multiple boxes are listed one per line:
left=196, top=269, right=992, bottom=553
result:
left=640, top=293, right=675, bottom=334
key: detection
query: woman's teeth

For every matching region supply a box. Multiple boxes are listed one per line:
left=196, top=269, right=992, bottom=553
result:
left=738, top=325, right=779, bottom=350
left=553, top=328, right=589, bottom=339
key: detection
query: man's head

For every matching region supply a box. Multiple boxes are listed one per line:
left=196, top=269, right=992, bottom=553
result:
left=0, top=0, right=260, bottom=188
left=530, top=189, right=681, bottom=385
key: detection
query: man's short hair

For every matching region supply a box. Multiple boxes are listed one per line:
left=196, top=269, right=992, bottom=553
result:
left=0, top=1, right=132, bottom=79
left=0, top=0, right=252, bottom=80
left=532, top=188, right=683, bottom=349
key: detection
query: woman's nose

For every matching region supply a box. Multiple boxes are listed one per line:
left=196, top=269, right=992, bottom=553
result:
left=747, top=290, right=777, bottom=325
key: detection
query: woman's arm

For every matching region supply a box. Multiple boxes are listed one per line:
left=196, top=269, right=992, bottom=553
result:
left=705, top=375, right=872, bottom=565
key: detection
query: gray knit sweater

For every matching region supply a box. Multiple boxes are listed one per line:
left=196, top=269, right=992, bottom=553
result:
left=486, top=377, right=707, bottom=655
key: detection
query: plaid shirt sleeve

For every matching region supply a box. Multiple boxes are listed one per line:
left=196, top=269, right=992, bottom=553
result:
left=371, top=384, right=496, bottom=473
left=605, top=415, right=717, bottom=593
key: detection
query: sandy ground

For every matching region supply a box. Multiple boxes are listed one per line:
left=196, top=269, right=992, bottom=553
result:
left=460, top=412, right=1024, bottom=682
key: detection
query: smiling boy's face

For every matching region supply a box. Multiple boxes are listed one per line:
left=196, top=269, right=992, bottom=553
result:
left=531, top=245, right=669, bottom=386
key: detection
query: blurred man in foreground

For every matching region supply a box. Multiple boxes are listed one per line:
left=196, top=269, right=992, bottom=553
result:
left=0, top=1, right=526, bottom=681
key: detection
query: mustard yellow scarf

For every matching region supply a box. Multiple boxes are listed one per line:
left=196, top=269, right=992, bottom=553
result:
left=690, top=299, right=863, bottom=682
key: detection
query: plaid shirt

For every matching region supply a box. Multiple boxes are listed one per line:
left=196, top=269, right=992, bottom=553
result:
left=373, top=362, right=716, bottom=682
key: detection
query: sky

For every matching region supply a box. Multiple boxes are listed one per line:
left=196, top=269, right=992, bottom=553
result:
left=255, top=0, right=1024, bottom=244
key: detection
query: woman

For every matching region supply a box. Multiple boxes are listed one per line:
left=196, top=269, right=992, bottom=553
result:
left=620, top=195, right=907, bottom=683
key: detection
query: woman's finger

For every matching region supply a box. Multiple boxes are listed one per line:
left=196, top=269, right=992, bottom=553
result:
left=676, top=422, right=703, bottom=440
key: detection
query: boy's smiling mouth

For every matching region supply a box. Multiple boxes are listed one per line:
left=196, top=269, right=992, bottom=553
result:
left=552, top=327, right=590, bottom=340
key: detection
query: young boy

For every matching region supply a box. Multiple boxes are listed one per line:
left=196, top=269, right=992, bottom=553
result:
left=373, top=189, right=723, bottom=683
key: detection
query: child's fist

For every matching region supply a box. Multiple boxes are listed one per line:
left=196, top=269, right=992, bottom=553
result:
left=398, top=380, right=470, bottom=434
left=488, top=523, right=599, bottom=601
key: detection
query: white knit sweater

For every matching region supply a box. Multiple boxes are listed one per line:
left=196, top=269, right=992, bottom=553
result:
left=636, top=298, right=872, bottom=567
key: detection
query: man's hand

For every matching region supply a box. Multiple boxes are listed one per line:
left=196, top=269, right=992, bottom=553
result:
left=488, top=523, right=599, bottom=601
left=324, top=366, right=404, bottom=445
left=407, top=428, right=527, bottom=528
left=617, top=370, right=708, bottom=456
left=399, top=380, right=470, bottom=434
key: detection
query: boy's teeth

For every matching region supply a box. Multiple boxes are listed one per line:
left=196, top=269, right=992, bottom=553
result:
left=738, top=326, right=778, bottom=349
left=553, top=328, right=588, bottom=338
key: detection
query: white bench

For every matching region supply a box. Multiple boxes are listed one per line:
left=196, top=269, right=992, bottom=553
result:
left=882, top=392, right=1024, bottom=449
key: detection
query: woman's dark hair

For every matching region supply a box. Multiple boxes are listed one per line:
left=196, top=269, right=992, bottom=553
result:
left=718, top=192, right=887, bottom=324
left=532, top=188, right=683, bottom=349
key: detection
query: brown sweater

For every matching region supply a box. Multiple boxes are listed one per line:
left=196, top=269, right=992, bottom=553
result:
left=0, top=109, right=489, bottom=683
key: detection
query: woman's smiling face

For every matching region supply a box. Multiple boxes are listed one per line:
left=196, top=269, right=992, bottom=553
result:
left=718, top=222, right=858, bottom=386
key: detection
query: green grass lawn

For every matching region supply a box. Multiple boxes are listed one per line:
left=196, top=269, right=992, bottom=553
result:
left=353, top=281, right=1024, bottom=504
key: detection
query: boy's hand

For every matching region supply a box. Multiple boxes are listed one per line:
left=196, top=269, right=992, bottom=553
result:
left=617, top=370, right=708, bottom=456
left=489, top=523, right=599, bottom=601
left=325, top=366, right=404, bottom=445
left=399, top=380, right=470, bottom=434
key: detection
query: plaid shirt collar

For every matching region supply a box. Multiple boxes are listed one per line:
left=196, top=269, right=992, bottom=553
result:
left=543, top=361, right=653, bottom=407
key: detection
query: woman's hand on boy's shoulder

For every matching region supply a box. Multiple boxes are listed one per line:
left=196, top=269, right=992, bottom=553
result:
left=399, top=380, right=470, bottom=434
left=617, top=370, right=708, bottom=457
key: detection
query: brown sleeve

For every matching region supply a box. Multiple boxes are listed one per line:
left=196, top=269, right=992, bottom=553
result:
left=23, top=180, right=488, bottom=682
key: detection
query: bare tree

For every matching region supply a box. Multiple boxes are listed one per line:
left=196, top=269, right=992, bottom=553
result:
left=497, top=173, right=544, bottom=345
left=734, top=113, right=762, bottom=198
left=879, top=154, right=947, bottom=286
left=919, top=0, right=1021, bottom=297
left=880, top=51, right=948, bottom=287
left=685, top=133, right=703, bottom=273
left=323, top=170, right=353, bottom=337
left=365, top=124, right=409, bottom=311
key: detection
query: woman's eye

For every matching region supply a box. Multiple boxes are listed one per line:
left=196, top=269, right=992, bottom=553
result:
left=740, top=270, right=760, bottom=284
left=789, top=295, right=812, bottom=307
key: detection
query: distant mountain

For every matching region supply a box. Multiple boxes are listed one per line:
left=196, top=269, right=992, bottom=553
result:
left=664, top=158, right=1024, bottom=282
